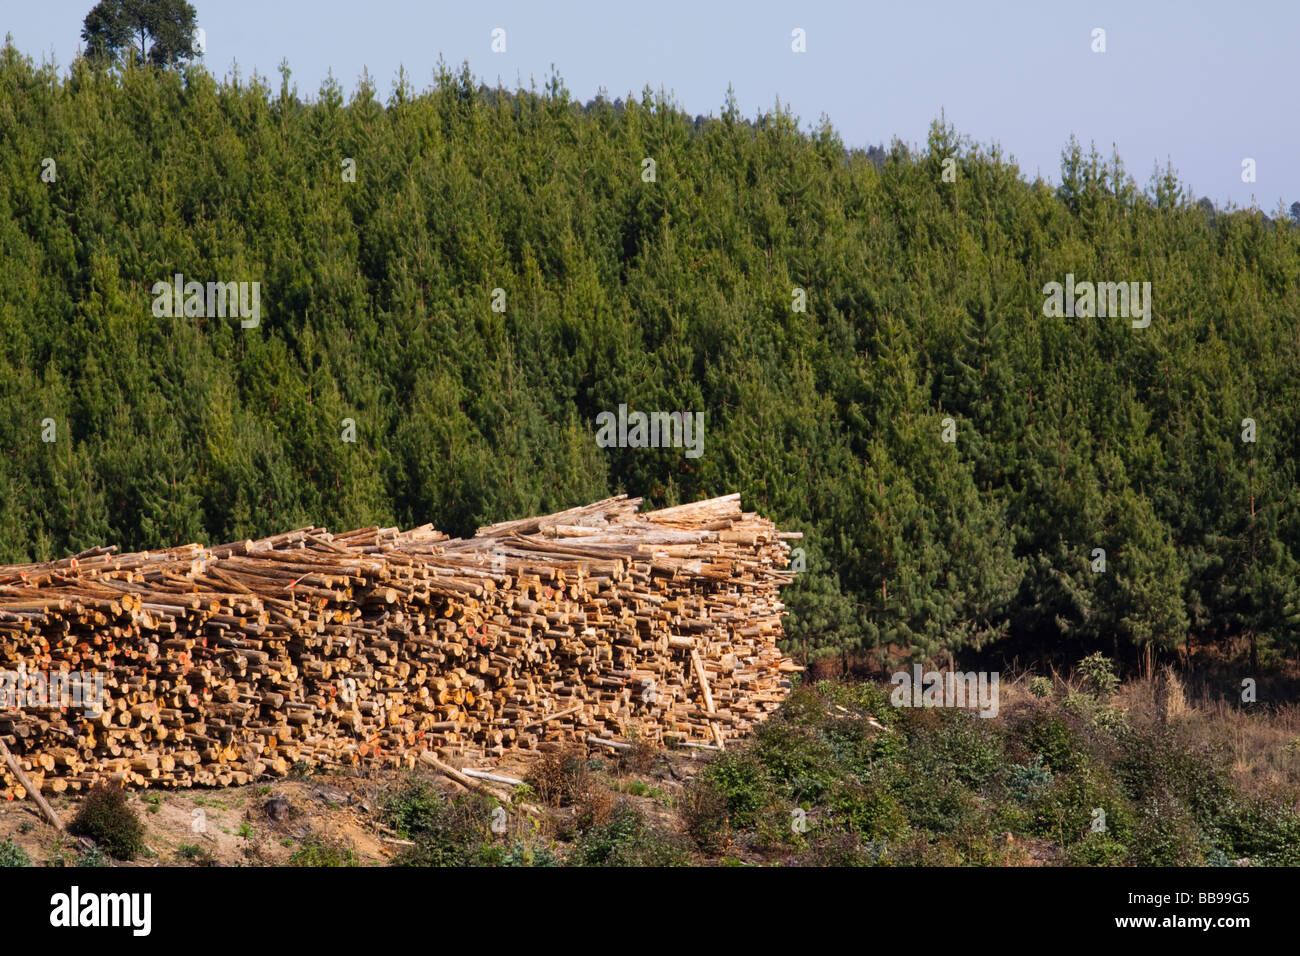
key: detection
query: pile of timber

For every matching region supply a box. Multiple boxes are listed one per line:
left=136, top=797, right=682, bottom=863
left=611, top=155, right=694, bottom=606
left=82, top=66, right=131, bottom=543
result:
left=0, top=494, right=800, bottom=796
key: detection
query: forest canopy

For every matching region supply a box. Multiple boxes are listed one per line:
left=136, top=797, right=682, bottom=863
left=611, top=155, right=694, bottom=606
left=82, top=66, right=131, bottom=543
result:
left=1, top=43, right=1297, bottom=670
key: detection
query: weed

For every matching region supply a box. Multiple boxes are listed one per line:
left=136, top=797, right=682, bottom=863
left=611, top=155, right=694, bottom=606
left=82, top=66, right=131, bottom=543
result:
left=176, top=843, right=215, bottom=865
left=0, top=838, right=30, bottom=867
left=78, top=845, right=109, bottom=867
left=288, top=836, right=358, bottom=867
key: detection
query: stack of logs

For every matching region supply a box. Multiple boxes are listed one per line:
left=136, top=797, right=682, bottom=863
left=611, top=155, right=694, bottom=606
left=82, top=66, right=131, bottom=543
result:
left=0, top=494, right=800, bottom=796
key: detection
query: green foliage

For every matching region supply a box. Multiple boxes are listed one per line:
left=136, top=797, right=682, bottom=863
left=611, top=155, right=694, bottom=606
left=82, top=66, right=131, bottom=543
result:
left=0, top=45, right=1297, bottom=669
left=1078, top=653, right=1120, bottom=697
left=500, top=840, right=561, bottom=867
left=0, top=838, right=30, bottom=867
left=570, top=802, right=691, bottom=866
left=1065, top=831, right=1129, bottom=866
left=677, top=678, right=1300, bottom=867
left=1208, top=800, right=1300, bottom=866
left=175, top=842, right=214, bottom=864
left=1011, top=710, right=1087, bottom=775
left=1007, top=756, right=1053, bottom=803
left=69, top=784, right=145, bottom=861
left=379, top=777, right=512, bottom=867
left=287, top=836, right=358, bottom=867
left=81, top=0, right=200, bottom=68
left=77, top=844, right=109, bottom=867
left=378, top=775, right=443, bottom=839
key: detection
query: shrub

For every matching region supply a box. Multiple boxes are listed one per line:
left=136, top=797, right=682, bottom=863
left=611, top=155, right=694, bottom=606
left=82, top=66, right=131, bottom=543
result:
left=1114, top=727, right=1233, bottom=824
left=570, top=801, right=691, bottom=866
left=1007, top=756, right=1053, bottom=803
left=1127, top=793, right=1203, bottom=866
left=1065, top=831, right=1129, bottom=866
left=379, top=775, right=444, bottom=839
left=700, top=752, right=771, bottom=830
left=0, top=838, right=30, bottom=867
left=500, top=840, right=561, bottom=867
left=69, top=784, right=145, bottom=861
left=570, top=782, right=618, bottom=834
left=382, top=784, right=498, bottom=867
left=930, top=713, right=1004, bottom=789
left=796, top=830, right=887, bottom=866
left=525, top=746, right=593, bottom=807
left=1029, top=676, right=1053, bottom=699
left=1208, top=799, right=1300, bottom=866
left=1078, top=653, right=1120, bottom=698
left=889, top=770, right=974, bottom=834
left=750, top=721, right=838, bottom=803
left=1027, top=764, right=1135, bottom=847
left=1011, top=710, right=1086, bottom=775
left=1090, top=706, right=1130, bottom=736
left=680, top=779, right=730, bottom=853
left=619, top=734, right=657, bottom=776
left=825, top=779, right=907, bottom=840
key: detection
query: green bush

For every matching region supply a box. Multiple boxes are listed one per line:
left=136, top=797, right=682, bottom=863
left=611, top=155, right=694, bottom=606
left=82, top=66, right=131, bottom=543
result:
left=1007, top=756, right=1053, bottom=803
left=825, top=779, right=907, bottom=840
left=1078, top=653, right=1120, bottom=698
left=1127, top=794, right=1203, bottom=866
left=380, top=779, right=500, bottom=867
left=500, top=840, right=561, bottom=867
left=700, top=753, right=772, bottom=831
left=930, top=713, right=1004, bottom=789
left=570, top=802, right=691, bottom=866
left=378, top=775, right=443, bottom=839
left=1011, top=710, right=1086, bottom=775
left=78, top=845, right=109, bottom=867
left=888, top=770, right=974, bottom=834
left=1066, top=831, right=1129, bottom=866
left=1027, top=764, right=1134, bottom=847
left=1114, top=728, right=1233, bottom=824
left=69, top=784, right=145, bottom=861
left=1208, top=800, right=1300, bottom=866
left=0, top=838, right=30, bottom=867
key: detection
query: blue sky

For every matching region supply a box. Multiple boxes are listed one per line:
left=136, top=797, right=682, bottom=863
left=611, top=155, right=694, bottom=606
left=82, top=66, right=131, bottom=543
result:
left=6, top=0, right=1297, bottom=210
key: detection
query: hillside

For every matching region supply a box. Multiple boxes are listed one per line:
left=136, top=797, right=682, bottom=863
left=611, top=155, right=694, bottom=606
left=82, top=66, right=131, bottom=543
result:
left=2, top=44, right=1299, bottom=671
left=3, top=670, right=1298, bottom=868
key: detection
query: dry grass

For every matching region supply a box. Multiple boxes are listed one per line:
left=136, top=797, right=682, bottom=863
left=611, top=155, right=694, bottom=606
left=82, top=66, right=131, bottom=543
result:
left=996, top=661, right=1300, bottom=805
left=1108, top=671, right=1300, bottom=802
